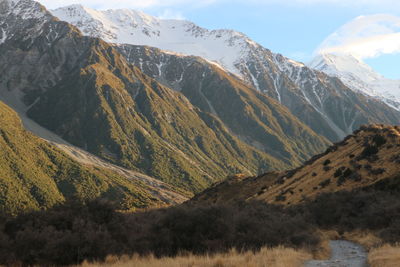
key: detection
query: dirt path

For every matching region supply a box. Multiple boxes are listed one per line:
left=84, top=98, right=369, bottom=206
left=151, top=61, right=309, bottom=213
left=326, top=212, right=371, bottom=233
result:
left=305, top=240, right=368, bottom=267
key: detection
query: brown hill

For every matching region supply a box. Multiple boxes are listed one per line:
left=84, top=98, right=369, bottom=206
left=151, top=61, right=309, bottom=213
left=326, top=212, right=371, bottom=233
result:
left=191, top=124, right=400, bottom=205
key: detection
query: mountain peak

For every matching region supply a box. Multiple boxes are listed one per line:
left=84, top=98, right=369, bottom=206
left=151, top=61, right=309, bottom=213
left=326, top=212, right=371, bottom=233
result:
left=309, top=53, right=400, bottom=110
left=309, top=53, right=383, bottom=82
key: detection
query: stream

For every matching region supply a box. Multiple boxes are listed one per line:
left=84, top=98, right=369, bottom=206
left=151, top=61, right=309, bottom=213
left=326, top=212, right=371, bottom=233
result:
left=305, top=240, right=368, bottom=267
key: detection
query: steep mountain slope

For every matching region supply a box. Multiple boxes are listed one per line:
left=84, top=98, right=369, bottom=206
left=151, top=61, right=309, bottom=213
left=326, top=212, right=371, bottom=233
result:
left=0, top=0, right=327, bottom=193
left=117, top=45, right=330, bottom=164
left=309, top=53, right=400, bottom=111
left=192, top=124, right=400, bottom=205
left=0, top=100, right=183, bottom=215
left=51, top=4, right=400, bottom=141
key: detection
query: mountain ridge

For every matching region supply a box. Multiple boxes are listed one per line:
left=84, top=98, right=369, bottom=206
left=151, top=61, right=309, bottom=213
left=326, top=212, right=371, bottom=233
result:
left=50, top=4, right=400, bottom=142
left=0, top=0, right=331, bottom=194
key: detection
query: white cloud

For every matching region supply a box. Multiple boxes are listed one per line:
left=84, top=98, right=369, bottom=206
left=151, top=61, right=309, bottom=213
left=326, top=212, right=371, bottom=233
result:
left=316, top=14, right=400, bottom=59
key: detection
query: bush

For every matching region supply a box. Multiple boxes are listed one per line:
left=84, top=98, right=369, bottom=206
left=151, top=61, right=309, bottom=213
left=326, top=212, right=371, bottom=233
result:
left=319, top=179, right=331, bottom=188
left=0, top=200, right=319, bottom=266
left=337, top=176, right=346, bottom=186
left=323, top=166, right=332, bottom=172
left=323, top=159, right=331, bottom=166
left=361, top=145, right=379, bottom=158
left=372, top=134, right=387, bottom=147
left=334, top=168, right=343, bottom=178
left=275, top=195, right=287, bottom=201
left=343, top=168, right=353, bottom=177
left=370, top=168, right=385, bottom=175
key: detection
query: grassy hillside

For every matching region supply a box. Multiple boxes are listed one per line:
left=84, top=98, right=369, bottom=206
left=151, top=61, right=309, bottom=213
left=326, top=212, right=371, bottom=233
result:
left=0, top=101, right=168, bottom=215
left=192, top=124, right=400, bottom=205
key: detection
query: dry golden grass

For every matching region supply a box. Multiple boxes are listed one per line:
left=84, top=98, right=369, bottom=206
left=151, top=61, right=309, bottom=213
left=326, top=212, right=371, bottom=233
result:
left=77, top=247, right=311, bottom=267
left=368, top=244, right=400, bottom=267
left=343, top=231, right=382, bottom=250
left=251, top=125, right=400, bottom=205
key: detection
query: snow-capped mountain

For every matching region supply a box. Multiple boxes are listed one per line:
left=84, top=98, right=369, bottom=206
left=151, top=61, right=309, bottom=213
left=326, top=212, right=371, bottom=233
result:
left=309, top=53, right=400, bottom=111
left=51, top=5, right=255, bottom=77
left=50, top=4, right=400, bottom=141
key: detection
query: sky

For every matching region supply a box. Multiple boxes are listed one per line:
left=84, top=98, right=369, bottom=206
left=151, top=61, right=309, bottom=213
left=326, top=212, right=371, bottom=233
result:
left=37, top=0, right=400, bottom=79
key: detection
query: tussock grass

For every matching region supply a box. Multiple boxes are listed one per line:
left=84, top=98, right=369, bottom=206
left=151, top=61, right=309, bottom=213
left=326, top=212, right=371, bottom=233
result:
left=343, top=231, right=382, bottom=250
left=368, top=244, right=400, bottom=267
left=78, top=247, right=311, bottom=267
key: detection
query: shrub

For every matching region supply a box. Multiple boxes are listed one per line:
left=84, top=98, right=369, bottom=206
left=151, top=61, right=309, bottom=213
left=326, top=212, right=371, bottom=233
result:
left=349, top=173, right=362, bottom=182
left=323, top=159, right=331, bottom=166
left=323, top=166, right=332, bottom=172
left=361, top=145, right=379, bottom=158
left=372, top=134, right=387, bottom=147
left=319, top=179, right=331, bottom=188
left=275, top=195, right=287, bottom=201
left=334, top=168, right=343, bottom=178
left=343, top=168, right=353, bottom=177
left=364, top=164, right=372, bottom=170
left=337, top=176, right=346, bottom=186
left=0, top=199, right=321, bottom=266
left=370, top=168, right=385, bottom=175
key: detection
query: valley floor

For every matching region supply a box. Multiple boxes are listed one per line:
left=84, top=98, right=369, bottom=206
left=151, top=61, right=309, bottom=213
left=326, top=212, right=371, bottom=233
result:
left=76, top=242, right=400, bottom=267
left=77, top=247, right=311, bottom=267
